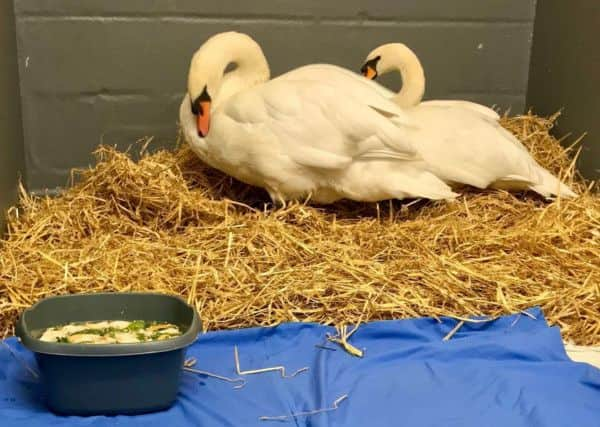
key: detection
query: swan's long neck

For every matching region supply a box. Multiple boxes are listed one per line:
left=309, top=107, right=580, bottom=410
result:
left=217, top=40, right=270, bottom=106
left=380, top=44, right=425, bottom=107
left=188, top=32, right=271, bottom=107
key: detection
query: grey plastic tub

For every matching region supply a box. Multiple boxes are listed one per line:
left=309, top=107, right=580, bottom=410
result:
left=15, top=292, right=201, bottom=415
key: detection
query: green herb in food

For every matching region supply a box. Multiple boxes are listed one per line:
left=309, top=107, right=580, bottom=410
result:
left=127, top=320, right=146, bottom=331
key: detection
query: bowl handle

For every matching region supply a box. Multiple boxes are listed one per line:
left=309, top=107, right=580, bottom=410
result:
left=15, top=311, right=27, bottom=340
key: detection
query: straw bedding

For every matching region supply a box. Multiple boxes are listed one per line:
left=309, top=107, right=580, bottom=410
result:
left=1, top=113, right=598, bottom=344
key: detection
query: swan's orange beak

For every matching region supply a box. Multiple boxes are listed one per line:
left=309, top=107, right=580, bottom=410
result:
left=197, top=101, right=211, bottom=137
left=362, top=65, right=377, bottom=80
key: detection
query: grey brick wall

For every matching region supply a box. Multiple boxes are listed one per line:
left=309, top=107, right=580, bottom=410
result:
left=14, top=0, right=536, bottom=192
left=1, top=2, right=25, bottom=234
left=527, top=0, right=599, bottom=180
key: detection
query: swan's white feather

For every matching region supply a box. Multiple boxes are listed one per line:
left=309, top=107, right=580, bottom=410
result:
left=361, top=42, right=576, bottom=198
left=181, top=77, right=457, bottom=203
left=402, top=104, right=576, bottom=197
left=214, top=79, right=419, bottom=167
left=420, top=100, right=500, bottom=121
left=181, top=33, right=574, bottom=203
left=276, top=64, right=414, bottom=128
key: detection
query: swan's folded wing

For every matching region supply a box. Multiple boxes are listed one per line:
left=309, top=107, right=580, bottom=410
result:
left=276, top=64, right=416, bottom=128
left=415, top=102, right=529, bottom=154
left=420, top=100, right=500, bottom=121
left=406, top=105, right=541, bottom=188
left=286, top=146, right=353, bottom=169
left=222, top=79, right=419, bottom=170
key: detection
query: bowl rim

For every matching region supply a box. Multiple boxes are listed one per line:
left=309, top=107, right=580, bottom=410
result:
left=15, top=292, right=201, bottom=357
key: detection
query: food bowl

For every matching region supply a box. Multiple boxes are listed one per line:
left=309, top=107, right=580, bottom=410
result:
left=15, top=292, right=201, bottom=415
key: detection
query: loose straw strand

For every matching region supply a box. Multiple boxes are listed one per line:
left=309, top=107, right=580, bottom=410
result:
left=259, top=394, right=349, bottom=421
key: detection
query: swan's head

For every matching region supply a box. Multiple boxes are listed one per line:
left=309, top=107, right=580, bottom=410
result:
left=186, top=31, right=270, bottom=138
left=360, top=43, right=421, bottom=81
left=360, top=53, right=381, bottom=80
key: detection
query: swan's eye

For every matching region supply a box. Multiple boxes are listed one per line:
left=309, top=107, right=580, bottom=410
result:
left=224, top=62, right=238, bottom=74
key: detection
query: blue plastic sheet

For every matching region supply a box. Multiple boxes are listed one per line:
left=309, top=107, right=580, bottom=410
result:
left=1, top=307, right=599, bottom=426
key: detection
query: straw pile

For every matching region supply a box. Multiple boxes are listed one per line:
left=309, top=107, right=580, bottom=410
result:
left=1, top=113, right=598, bottom=344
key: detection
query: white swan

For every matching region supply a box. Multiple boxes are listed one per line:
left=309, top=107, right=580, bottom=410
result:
left=359, top=43, right=576, bottom=198
left=179, top=32, right=458, bottom=204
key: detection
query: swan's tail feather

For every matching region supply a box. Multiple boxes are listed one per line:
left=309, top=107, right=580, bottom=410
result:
left=490, top=168, right=576, bottom=199
left=528, top=167, right=577, bottom=199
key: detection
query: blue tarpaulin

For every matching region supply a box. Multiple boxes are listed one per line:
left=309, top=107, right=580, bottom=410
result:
left=1, top=308, right=599, bottom=426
